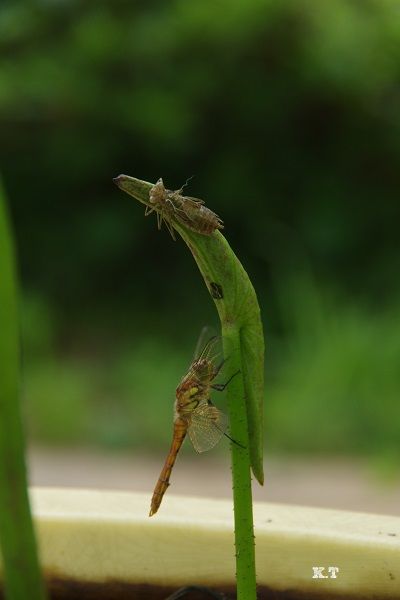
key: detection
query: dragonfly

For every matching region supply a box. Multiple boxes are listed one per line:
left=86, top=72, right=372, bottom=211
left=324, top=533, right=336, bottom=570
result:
left=149, top=335, right=240, bottom=517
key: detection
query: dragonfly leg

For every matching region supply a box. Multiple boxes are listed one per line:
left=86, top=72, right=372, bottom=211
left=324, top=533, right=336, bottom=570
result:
left=223, top=430, right=246, bottom=449
left=211, top=369, right=240, bottom=392
left=211, top=358, right=226, bottom=380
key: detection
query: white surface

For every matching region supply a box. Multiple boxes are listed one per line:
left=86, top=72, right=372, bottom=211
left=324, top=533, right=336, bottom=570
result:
left=24, top=487, right=400, bottom=598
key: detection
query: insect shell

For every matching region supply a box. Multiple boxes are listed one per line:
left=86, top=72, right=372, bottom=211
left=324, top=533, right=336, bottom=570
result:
left=146, top=178, right=224, bottom=240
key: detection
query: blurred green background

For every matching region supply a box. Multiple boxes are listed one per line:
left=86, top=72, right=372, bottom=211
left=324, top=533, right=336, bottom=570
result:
left=1, top=0, right=399, bottom=464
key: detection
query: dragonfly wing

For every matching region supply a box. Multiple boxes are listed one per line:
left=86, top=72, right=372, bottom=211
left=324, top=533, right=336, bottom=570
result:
left=193, top=326, right=215, bottom=360
left=196, top=334, right=220, bottom=361
left=188, top=401, right=228, bottom=453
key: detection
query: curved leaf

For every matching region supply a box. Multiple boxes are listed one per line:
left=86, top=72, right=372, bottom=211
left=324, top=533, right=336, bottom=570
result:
left=114, top=174, right=264, bottom=483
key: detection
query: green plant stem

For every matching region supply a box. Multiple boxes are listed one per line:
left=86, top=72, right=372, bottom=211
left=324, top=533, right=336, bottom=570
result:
left=223, top=326, right=257, bottom=599
left=114, top=175, right=264, bottom=600
left=0, top=185, right=47, bottom=600
left=177, top=236, right=258, bottom=599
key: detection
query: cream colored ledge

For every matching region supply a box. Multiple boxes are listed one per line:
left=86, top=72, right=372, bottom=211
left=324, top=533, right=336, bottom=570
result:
left=1, top=487, right=399, bottom=598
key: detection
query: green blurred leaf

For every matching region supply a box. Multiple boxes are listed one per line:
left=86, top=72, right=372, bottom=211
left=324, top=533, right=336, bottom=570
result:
left=0, top=180, right=47, bottom=599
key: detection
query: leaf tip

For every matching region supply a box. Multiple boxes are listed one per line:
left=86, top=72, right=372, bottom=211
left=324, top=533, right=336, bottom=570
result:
left=252, top=464, right=264, bottom=486
left=113, top=174, right=127, bottom=189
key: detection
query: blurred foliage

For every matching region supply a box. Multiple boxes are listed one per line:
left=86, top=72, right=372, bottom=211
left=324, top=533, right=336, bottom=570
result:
left=268, top=275, right=400, bottom=457
left=21, top=285, right=400, bottom=464
left=1, top=0, right=399, bottom=458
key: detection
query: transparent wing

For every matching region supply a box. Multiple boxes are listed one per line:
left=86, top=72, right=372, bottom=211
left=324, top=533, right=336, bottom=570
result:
left=188, top=401, right=228, bottom=453
left=192, top=326, right=220, bottom=363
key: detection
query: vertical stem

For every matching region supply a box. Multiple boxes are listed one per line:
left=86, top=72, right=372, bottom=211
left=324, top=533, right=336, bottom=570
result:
left=114, top=175, right=264, bottom=599
left=0, top=187, right=47, bottom=599
left=223, top=327, right=256, bottom=600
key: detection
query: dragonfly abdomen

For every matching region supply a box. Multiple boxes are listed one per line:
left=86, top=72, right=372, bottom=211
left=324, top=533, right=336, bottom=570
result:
left=149, top=417, right=187, bottom=517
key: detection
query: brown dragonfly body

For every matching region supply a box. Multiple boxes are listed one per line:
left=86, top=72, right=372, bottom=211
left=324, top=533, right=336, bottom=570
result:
left=145, top=178, right=224, bottom=240
left=149, top=417, right=187, bottom=517
left=149, top=337, right=236, bottom=517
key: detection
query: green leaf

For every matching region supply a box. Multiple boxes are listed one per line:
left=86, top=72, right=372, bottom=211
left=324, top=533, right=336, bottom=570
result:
left=0, top=181, right=48, bottom=600
left=114, top=174, right=265, bottom=484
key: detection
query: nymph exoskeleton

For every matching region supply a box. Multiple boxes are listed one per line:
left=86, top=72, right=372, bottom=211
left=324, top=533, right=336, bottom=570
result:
left=146, top=178, right=224, bottom=240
